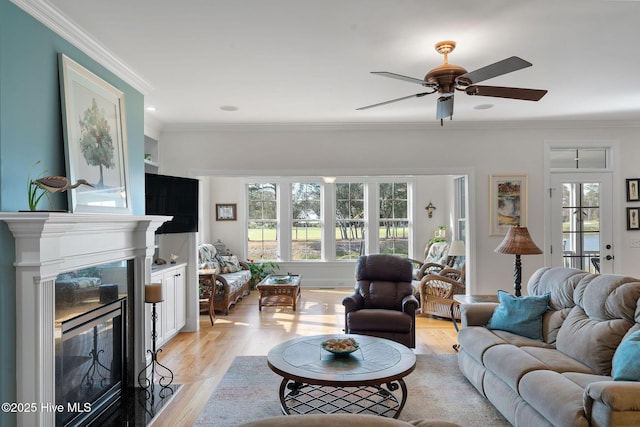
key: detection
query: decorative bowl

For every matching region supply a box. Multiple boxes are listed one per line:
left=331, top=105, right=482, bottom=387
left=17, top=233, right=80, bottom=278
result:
left=321, top=338, right=359, bottom=354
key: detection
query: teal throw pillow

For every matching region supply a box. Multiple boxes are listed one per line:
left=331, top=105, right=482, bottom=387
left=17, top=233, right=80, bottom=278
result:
left=613, top=330, right=640, bottom=381
left=486, top=290, right=550, bottom=341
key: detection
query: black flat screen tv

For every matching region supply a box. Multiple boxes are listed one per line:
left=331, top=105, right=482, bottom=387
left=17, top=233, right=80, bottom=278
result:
left=145, top=173, right=199, bottom=234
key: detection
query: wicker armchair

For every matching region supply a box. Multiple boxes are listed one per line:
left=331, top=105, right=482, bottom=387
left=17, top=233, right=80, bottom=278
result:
left=411, top=241, right=450, bottom=281
left=419, top=271, right=465, bottom=320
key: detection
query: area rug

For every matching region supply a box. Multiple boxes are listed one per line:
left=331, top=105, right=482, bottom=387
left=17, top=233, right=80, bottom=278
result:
left=194, top=354, right=510, bottom=427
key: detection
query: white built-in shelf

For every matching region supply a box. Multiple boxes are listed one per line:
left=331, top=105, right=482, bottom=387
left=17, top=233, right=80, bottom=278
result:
left=144, top=135, right=159, bottom=174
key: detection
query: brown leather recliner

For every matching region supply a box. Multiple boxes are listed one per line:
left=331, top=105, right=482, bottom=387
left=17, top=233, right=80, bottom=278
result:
left=342, top=254, right=419, bottom=348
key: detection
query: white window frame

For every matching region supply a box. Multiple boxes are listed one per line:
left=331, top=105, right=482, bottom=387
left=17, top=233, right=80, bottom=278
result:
left=245, top=176, right=415, bottom=262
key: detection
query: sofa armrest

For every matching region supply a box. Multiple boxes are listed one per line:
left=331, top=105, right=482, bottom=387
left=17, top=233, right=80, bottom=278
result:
left=402, top=294, right=419, bottom=315
left=239, top=261, right=250, bottom=270
left=342, top=293, right=365, bottom=314
left=459, top=303, right=498, bottom=328
left=585, top=381, right=640, bottom=415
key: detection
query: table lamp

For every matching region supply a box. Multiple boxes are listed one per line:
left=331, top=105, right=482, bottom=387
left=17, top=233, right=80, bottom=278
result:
left=447, top=240, right=466, bottom=267
left=494, top=226, right=542, bottom=297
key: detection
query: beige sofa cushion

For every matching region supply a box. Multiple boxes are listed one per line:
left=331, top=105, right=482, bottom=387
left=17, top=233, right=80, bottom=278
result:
left=556, top=276, right=640, bottom=375
left=556, top=307, right=630, bottom=376
left=519, top=370, right=590, bottom=427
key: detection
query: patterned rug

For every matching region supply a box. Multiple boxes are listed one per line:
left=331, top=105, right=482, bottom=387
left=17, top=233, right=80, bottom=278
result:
left=194, top=354, right=510, bottom=426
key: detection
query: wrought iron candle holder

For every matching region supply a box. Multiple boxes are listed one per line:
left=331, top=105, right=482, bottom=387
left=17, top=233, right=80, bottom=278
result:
left=138, top=284, right=174, bottom=391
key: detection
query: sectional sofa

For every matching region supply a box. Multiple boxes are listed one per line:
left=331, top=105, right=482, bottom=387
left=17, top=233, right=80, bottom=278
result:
left=457, top=267, right=640, bottom=426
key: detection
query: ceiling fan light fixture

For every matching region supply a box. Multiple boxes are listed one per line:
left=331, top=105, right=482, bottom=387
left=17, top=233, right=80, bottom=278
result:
left=357, top=41, right=546, bottom=124
left=434, top=40, right=456, bottom=55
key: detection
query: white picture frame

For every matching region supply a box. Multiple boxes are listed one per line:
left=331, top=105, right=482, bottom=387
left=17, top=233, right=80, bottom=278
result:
left=58, top=53, right=131, bottom=214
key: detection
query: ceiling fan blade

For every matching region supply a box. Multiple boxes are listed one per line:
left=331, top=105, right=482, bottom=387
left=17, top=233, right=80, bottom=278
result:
left=436, top=95, right=454, bottom=121
left=456, top=56, right=532, bottom=86
left=356, top=92, right=432, bottom=110
left=465, top=85, right=547, bottom=101
left=371, top=72, right=436, bottom=87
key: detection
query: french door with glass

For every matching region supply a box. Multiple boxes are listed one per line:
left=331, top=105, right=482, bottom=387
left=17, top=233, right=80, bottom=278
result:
left=549, top=173, right=614, bottom=274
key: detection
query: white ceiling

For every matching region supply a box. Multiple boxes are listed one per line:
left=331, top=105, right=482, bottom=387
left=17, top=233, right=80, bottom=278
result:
left=31, top=0, right=640, bottom=126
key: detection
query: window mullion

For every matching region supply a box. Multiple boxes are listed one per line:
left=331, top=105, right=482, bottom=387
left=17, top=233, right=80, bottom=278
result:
left=279, top=183, right=292, bottom=261
left=365, top=182, right=378, bottom=255
left=322, top=182, right=336, bottom=261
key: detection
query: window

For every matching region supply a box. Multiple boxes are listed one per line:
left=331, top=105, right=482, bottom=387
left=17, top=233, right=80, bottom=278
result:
left=561, top=182, right=601, bottom=272
left=379, top=182, right=408, bottom=256
left=291, top=183, right=321, bottom=260
left=550, top=148, right=607, bottom=169
left=454, top=176, right=466, bottom=241
left=247, top=183, right=278, bottom=260
left=246, top=178, right=415, bottom=262
left=335, top=183, right=365, bottom=260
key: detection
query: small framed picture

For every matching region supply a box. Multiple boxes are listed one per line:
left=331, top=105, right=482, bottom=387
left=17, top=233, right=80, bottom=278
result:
left=627, top=207, right=640, bottom=230
left=627, top=179, right=640, bottom=202
left=216, top=203, right=237, bottom=221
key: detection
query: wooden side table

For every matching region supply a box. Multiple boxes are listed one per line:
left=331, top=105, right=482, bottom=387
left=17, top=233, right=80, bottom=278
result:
left=257, top=274, right=301, bottom=311
left=198, top=269, right=217, bottom=325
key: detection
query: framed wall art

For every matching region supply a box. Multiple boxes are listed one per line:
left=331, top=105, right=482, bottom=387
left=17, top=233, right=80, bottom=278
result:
left=626, top=178, right=640, bottom=202
left=628, top=207, right=640, bottom=230
left=216, top=203, right=237, bottom=221
left=489, top=174, right=528, bottom=236
left=58, top=53, right=131, bottom=214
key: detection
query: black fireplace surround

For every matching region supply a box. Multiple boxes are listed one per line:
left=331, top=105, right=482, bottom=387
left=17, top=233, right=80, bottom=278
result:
left=55, top=260, right=132, bottom=426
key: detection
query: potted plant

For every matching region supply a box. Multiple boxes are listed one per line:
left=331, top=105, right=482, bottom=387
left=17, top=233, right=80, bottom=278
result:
left=246, top=260, right=280, bottom=289
left=27, top=161, right=47, bottom=211
left=429, top=225, right=447, bottom=244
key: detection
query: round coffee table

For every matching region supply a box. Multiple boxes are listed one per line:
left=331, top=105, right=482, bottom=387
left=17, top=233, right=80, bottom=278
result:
left=267, top=334, right=416, bottom=418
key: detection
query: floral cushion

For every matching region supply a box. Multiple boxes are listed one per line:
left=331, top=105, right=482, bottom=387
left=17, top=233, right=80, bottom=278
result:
left=221, top=270, right=252, bottom=291
left=425, top=241, right=449, bottom=265
left=198, top=244, right=217, bottom=269
left=220, top=255, right=241, bottom=273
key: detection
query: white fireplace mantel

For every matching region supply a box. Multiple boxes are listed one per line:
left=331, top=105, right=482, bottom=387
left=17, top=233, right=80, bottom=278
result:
left=0, top=212, right=170, bottom=427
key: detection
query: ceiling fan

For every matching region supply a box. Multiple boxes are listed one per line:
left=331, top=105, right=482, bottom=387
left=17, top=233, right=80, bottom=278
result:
left=357, top=41, right=548, bottom=125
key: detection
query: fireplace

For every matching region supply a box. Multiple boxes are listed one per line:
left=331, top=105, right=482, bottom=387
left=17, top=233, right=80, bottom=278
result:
left=55, top=260, right=132, bottom=426
left=0, top=212, right=170, bottom=426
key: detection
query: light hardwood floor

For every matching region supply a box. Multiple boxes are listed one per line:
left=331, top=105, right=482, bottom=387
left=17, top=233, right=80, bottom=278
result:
left=150, top=288, right=459, bottom=427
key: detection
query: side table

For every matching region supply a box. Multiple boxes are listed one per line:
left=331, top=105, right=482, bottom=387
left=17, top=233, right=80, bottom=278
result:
left=198, top=269, right=217, bottom=325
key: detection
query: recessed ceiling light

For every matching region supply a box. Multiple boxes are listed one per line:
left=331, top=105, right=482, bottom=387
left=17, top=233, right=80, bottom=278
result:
left=145, top=106, right=157, bottom=112
left=220, top=105, right=239, bottom=111
left=474, top=104, right=494, bottom=110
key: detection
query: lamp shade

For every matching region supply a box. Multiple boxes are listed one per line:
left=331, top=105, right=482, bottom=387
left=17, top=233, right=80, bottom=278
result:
left=448, top=240, right=466, bottom=257
left=495, top=226, right=542, bottom=255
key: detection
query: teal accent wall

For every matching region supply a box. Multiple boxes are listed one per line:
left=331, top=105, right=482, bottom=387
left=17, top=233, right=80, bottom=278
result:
left=0, top=1, right=145, bottom=422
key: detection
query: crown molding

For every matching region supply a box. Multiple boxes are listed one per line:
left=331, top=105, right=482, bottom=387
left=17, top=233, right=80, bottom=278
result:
left=160, top=119, right=640, bottom=133
left=11, top=0, right=153, bottom=95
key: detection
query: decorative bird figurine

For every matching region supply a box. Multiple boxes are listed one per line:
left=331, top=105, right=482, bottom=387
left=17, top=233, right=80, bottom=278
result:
left=31, top=176, right=94, bottom=210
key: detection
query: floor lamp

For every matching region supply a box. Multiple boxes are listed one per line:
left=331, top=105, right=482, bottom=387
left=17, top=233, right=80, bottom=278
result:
left=494, top=226, right=542, bottom=297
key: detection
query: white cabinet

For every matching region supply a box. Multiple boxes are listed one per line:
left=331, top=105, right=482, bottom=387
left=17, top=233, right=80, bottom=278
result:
left=147, top=262, right=186, bottom=349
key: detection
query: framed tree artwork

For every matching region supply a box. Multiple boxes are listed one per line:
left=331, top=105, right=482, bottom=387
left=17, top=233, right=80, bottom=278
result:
left=489, top=174, right=528, bottom=236
left=58, top=53, right=131, bottom=214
